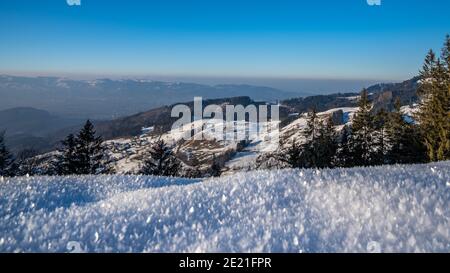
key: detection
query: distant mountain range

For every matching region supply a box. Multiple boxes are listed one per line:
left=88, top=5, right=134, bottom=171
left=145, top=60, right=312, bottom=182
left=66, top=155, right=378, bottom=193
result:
left=0, top=75, right=300, bottom=120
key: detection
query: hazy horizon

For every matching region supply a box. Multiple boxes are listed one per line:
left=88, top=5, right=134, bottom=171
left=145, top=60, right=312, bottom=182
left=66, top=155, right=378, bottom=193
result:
left=1, top=0, right=449, bottom=91
left=0, top=71, right=396, bottom=94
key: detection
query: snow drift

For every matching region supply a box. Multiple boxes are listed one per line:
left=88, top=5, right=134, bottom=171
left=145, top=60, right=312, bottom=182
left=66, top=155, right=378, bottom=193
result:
left=0, top=162, right=449, bottom=253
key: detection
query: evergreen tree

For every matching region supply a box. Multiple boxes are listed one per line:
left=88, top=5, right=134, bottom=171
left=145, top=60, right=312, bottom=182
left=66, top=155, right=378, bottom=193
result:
left=56, top=120, right=111, bottom=175
left=336, top=125, right=354, bottom=167
left=184, top=155, right=203, bottom=178
left=442, top=34, right=450, bottom=81
left=57, top=134, right=79, bottom=175
left=293, top=110, right=339, bottom=169
left=184, top=167, right=203, bottom=178
left=75, top=120, right=110, bottom=174
left=386, top=99, right=405, bottom=163
left=303, top=107, right=319, bottom=141
left=315, top=116, right=338, bottom=168
left=0, top=132, right=14, bottom=176
left=417, top=49, right=438, bottom=98
left=373, top=108, right=389, bottom=165
left=282, top=139, right=303, bottom=168
left=141, top=139, right=181, bottom=176
left=351, top=89, right=375, bottom=166
left=416, top=36, right=450, bottom=161
left=209, top=154, right=222, bottom=177
left=387, top=98, right=427, bottom=164
left=299, top=108, right=320, bottom=168
left=15, top=149, right=39, bottom=176
left=440, top=36, right=450, bottom=159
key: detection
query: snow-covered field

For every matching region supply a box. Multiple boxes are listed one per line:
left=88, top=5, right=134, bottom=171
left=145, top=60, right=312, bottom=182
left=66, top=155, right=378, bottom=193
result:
left=1, top=162, right=449, bottom=253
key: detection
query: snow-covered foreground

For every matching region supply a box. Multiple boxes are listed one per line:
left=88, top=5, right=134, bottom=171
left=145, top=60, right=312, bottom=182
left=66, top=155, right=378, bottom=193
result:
left=1, top=162, right=449, bottom=253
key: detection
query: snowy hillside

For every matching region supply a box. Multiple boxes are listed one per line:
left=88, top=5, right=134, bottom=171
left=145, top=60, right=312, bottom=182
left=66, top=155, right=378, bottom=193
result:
left=1, top=162, right=449, bottom=253
left=105, top=119, right=272, bottom=174
left=224, top=107, right=358, bottom=173
left=103, top=107, right=359, bottom=174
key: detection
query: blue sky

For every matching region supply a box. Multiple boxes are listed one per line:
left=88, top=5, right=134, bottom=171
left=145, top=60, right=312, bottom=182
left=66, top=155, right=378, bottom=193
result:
left=1, top=0, right=450, bottom=84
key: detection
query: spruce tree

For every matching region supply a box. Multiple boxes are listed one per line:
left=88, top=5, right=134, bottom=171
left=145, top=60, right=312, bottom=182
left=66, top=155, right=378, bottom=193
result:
left=209, top=154, right=222, bottom=177
left=184, top=155, right=203, bottom=178
left=303, top=107, right=319, bottom=141
left=15, top=149, right=39, bottom=176
left=373, top=108, right=389, bottom=165
left=294, top=110, right=339, bottom=169
left=299, top=108, right=320, bottom=168
left=56, top=120, right=111, bottom=175
left=316, top=116, right=338, bottom=168
left=351, top=89, right=375, bottom=166
left=75, top=120, right=111, bottom=175
left=184, top=167, right=203, bottom=178
left=0, top=132, right=14, bottom=176
left=387, top=99, right=427, bottom=164
left=336, top=125, right=354, bottom=167
left=386, top=99, right=405, bottom=163
left=416, top=36, right=450, bottom=161
left=141, top=139, right=181, bottom=176
left=283, top=139, right=303, bottom=168
left=57, top=134, right=79, bottom=175
left=440, top=36, right=450, bottom=160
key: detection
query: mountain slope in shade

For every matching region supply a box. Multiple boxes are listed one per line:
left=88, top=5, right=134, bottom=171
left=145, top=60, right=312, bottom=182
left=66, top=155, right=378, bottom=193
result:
left=0, top=107, right=83, bottom=153
left=0, top=107, right=81, bottom=137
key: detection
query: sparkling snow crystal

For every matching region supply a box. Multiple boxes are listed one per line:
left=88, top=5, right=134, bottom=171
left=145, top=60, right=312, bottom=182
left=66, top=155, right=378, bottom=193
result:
left=0, top=162, right=449, bottom=253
